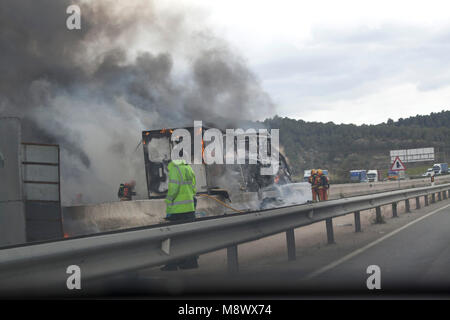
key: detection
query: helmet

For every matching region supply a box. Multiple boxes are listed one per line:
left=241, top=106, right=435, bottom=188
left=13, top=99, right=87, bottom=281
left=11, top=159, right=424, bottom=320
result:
left=311, top=169, right=316, bottom=175
left=317, top=169, right=323, bottom=176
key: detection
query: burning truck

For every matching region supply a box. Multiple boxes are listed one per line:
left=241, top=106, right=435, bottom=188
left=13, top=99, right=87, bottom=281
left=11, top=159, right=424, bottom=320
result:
left=62, top=125, right=310, bottom=238
left=141, top=124, right=301, bottom=209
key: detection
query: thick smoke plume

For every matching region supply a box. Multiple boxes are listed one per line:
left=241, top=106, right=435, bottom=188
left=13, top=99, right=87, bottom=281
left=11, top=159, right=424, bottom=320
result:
left=0, top=0, right=274, bottom=204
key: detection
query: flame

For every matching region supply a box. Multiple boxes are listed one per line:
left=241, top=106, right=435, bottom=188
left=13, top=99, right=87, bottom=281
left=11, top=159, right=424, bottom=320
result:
left=274, top=175, right=280, bottom=184
left=202, top=138, right=205, bottom=161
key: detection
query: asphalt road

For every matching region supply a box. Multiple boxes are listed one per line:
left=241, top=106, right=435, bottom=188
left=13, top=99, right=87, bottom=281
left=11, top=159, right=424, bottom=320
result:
left=300, top=203, right=450, bottom=295
left=83, top=200, right=450, bottom=298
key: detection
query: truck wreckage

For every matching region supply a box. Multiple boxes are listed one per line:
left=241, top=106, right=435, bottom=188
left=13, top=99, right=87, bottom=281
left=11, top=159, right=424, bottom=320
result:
left=62, top=126, right=311, bottom=237
left=142, top=125, right=292, bottom=202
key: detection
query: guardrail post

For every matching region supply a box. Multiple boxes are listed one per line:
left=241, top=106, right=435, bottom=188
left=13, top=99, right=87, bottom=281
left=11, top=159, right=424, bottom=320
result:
left=438, top=192, right=442, bottom=201
left=405, top=199, right=411, bottom=213
left=375, top=206, right=383, bottom=223
left=392, top=203, right=398, bottom=218
left=432, top=193, right=436, bottom=203
left=415, top=197, right=421, bottom=209
left=227, top=245, right=239, bottom=274
left=325, top=218, right=335, bottom=244
left=424, top=194, right=429, bottom=206
left=285, top=228, right=296, bottom=261
left=354, top=211, right=361, bottom=232
left=444, top=190, right=448, bottom=200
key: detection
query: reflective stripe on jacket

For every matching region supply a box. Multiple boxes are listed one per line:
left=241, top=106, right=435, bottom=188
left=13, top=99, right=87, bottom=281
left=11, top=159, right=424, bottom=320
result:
left=165, top=159, right=197, bottom=215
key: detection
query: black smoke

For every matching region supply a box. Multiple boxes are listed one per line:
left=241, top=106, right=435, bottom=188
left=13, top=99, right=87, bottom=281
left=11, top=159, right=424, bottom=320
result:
left=0, top=0, right=275, bottom=203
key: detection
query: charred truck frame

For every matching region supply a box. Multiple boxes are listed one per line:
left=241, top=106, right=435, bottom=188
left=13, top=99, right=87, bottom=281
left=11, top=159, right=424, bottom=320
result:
left=141, top=126, right=292, bottom=200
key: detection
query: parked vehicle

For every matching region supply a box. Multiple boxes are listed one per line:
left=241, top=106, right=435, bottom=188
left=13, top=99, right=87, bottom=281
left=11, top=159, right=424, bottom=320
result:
left=367, top=170, right=379, bottom=182
left=350, top=170, right=367, bottom=183
left=303, top=170, right=311, bottom=182
left=433, top=163, right=448, bottom=175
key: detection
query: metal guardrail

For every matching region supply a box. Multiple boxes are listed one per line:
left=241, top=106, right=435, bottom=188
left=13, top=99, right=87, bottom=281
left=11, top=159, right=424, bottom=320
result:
left=1, top=183, right=449, bottom=293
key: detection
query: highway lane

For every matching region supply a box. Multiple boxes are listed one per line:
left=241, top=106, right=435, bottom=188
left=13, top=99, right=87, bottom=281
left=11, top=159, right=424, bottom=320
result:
left=299, top=203, right=450, bottom=294
left=120, top=201, right=450, bottom=297
left=61, top=199, right=450, bottom=298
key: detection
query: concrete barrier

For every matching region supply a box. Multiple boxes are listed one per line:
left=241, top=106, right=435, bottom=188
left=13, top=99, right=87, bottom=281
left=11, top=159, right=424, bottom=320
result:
left=327, top=175, right=450, bottom=199
left=62, top=184, right=312, bottom=237
left=62, top=192, right=263, bottom=236
left=62, top=176, right=450, bottom=237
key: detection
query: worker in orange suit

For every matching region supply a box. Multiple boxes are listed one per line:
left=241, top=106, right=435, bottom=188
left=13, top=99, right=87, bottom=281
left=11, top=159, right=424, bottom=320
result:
left=308, top=169, right=320, bottom=202
left=317, top=169, right=330, bottom=201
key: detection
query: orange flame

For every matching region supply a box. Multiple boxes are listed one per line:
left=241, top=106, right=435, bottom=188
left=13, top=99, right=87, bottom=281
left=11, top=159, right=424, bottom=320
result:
left=202, top=138, right=205, bottom=161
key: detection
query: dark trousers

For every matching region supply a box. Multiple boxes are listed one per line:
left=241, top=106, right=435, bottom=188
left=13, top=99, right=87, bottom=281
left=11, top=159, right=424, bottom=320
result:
left=164, top=211, right=198, bottom=269
left=166, top=211, right=196, bottom=222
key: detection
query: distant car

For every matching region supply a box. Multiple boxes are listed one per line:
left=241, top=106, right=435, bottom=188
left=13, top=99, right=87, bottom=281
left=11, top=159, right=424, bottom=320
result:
left=303, top=170, right=311, bottom=182
left=422, top=168, right=434, bottom=177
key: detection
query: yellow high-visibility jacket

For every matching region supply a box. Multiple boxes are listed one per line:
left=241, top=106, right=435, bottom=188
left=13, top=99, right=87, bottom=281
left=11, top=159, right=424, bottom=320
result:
left=165, top=160, right=196, bottom=215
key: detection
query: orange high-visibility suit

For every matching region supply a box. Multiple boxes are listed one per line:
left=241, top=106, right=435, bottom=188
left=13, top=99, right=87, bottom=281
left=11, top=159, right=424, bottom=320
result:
left=308, top=171, right=320, bottom=201
left=318, top=173, right=330, bottom=201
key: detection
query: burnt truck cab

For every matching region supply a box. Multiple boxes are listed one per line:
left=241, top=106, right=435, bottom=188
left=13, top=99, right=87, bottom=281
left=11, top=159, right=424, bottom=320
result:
left=141, top=126, right=292, bottom=199
left=142, top=127, right=208, bottom=198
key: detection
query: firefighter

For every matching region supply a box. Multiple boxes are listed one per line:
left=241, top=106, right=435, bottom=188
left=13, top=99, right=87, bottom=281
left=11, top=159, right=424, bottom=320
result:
left=118, top=180, right=136, bottom=201
left=308, top=169, right=320, bottom=202
left=161, top=159, right=198, bottom=271
left=317, top=169, right=330, bottom=201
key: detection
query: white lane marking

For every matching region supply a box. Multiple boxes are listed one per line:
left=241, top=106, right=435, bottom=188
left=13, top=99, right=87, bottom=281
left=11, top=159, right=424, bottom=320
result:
left=303, top=203, right=450, bottom=280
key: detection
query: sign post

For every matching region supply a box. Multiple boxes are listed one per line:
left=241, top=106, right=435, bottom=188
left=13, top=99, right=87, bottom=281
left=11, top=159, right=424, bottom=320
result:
left=390, top=156, right=406, bottom=189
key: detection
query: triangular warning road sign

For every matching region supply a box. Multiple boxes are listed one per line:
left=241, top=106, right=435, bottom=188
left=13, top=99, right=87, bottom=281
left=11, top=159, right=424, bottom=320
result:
left=391, top=156, right=406, bottom=171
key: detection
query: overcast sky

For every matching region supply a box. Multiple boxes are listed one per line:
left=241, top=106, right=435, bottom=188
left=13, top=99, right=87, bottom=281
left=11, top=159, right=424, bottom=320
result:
left=175, top=0, right=450, bottom=125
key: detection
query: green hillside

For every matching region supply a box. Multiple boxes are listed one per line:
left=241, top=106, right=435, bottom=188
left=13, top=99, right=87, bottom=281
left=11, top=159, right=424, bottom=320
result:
left=261, top=110, right=450, bottom=183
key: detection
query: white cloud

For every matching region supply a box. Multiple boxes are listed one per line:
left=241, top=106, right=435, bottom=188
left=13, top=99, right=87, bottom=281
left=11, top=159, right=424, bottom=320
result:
left=295, top=83, right=450, bottom=124
left=176, top=0, right=450, bottom=124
